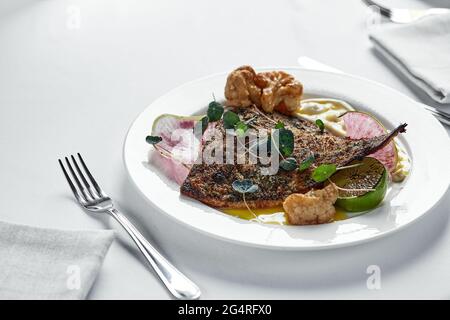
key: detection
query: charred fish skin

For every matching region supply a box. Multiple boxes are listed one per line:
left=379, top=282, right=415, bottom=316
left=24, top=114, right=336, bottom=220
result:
left=180, top=107, right=406, bottom=209
left=181, top=163, right=316, bottom=209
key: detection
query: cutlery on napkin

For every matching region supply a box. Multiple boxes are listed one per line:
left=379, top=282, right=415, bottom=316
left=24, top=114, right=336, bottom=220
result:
left=369, top=13, right=450, bottom=104
left=297, top=56, right=450, bottom=126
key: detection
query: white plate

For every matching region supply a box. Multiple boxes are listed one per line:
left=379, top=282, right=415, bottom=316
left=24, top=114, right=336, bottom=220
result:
left=123, top=68, right=450, bottom=250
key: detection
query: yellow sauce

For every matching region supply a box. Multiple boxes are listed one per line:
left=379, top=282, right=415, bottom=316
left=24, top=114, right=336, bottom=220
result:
left=295, top=98, right=354, bottom=137
left=222, top=206, right=350, bottom=225
left=334, top=207, right=349, bottom=221
left=222, top=207, right=286, bottom=224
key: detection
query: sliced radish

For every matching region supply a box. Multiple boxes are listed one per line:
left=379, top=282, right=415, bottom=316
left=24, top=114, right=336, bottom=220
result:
left=151, top=114, right=203, bottom=153
left=343, top=111, right=397, bottom=172
left=150, top=114, right=205, bottom=185
left=150, top=151, right=191, bottom=186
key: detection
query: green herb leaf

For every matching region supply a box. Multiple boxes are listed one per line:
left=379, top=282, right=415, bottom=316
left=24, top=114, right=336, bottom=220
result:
left=280, top=157, right=298, bottom=171
left=299, top=155, right=315, bottom=172
left=207, top=101, right=224, bottom=122
left=278, top=128, right=294, bottom=157
left=315, top=119, right=325, bottom=133
left=145, top=135, right=162, bottom=145
left=223, top=111, right=240, bottom=129
left=275, top=121, right=285, bottom=129
left=232, top=179, right=259, bottom=194
left=312, top=164, right=337, bottom=182
left=234, top=121, right=248, bottom=137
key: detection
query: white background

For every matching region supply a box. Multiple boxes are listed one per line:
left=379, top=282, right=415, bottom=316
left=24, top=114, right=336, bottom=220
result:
left=0, top=0, right=449, bottom=299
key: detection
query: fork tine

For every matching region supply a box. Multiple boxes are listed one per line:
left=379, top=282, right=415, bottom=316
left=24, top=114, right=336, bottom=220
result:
left=71, top=155, right=90, bottom=188
left=65, top=156, right=93, bottom=201
left=71, top=154, right=98, bottom=199
left=58, top=159, right=86, bottom=204
left=77, top=153, right=106, bottom=197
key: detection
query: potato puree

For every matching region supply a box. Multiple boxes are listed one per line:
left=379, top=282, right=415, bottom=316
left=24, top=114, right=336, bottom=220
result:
left=296, top=98, right=354, bottom=137
left=294, top=98, right=409, bottom=182
left=391, top=145, right=410, bottom=182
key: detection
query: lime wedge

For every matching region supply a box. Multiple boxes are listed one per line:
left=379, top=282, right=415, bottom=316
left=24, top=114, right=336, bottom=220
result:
left=331, top=157, right=388, bottom=212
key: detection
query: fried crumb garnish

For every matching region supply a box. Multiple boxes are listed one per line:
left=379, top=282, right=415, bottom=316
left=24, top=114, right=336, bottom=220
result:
left=224, top=66, right=261, bottom=108
left=282, top=183, right=338, bottom=225
left=224, top=65, right=303, bottom=114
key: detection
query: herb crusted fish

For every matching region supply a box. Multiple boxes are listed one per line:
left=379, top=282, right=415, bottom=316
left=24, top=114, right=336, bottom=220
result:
left=180, top=106, right=406, bottom=209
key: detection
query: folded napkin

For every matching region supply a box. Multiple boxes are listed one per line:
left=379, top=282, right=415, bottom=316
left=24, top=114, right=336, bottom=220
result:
left=0, top=221, right=114, bottom=300
left=370, top=13, right=450, bottom=104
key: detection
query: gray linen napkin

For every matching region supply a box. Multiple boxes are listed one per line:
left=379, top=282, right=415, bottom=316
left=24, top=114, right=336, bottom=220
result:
left=369, top=13, right=450, bottom=104
left=0, top=221, right=114, bottom=300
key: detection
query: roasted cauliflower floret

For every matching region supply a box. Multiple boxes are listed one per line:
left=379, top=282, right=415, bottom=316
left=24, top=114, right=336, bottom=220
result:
left=224, top=66, right=261, bottom=108
left=282, top=183, right=338, bottom=225
left=224, top=66, right=303, bottom=114
left=255, top=70, right=303, bottom=113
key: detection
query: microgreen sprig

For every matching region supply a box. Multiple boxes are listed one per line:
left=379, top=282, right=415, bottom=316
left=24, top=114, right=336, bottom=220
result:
left=234, top=121, right=249, bottom=137
left=277, top=128, right=294, bottom=157
left=311, top=163, right=363, bottom=182
left=280, top=157, right=298, bottom=171
left=232, top=179, right=259, bottom=194
left=232, top=179, right=260, bottom=222
left=207, top=101, right=224, bottom=122
left=299, top=154, right=315, bottom=172
left=275, top=121, right=285, bottom=129
left=315, top=119, right=325, bottom=133
left=223, top=110, right=240, bottom=129
left=145, top=135, right=163, bottom=145
left=312, top=164, right=337, bottom=182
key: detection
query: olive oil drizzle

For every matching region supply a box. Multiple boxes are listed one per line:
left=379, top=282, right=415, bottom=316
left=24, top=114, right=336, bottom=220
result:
left=222, top=206, right=349, bottom=224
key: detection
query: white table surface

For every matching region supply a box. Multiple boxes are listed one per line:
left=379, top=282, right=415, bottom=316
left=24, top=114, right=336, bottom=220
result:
left=1, top=0, right=449, bottom=299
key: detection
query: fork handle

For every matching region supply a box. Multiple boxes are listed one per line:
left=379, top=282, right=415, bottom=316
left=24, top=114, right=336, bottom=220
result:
left=108, top=208, right=201, bottom=300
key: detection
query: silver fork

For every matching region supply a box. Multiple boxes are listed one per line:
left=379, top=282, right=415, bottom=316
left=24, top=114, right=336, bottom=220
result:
left=58, top=153, right=201, bottom=300
left=363, top=0, right=450, bottom=23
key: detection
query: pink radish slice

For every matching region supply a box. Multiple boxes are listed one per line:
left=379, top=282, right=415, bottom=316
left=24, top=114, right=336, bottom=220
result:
left=149, top=114, right=211, bottom=185
left=150, top=152, right=190, bottom=186
left=343, top=112, right=397, bottom=172
left=152, top=115, right=202, bottom=153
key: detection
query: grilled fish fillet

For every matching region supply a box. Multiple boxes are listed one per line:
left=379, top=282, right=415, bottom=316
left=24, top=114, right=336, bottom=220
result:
left=180, top=106, right=406, bottom=209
